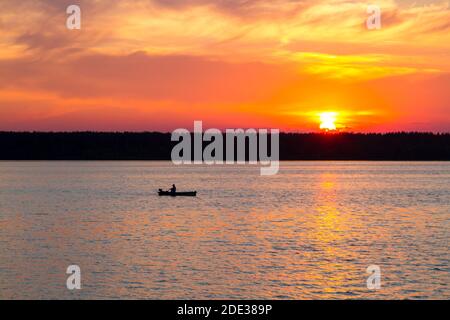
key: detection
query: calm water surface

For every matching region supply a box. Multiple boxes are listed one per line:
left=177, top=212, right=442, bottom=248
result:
left=0, top=161, right=448, bottom=299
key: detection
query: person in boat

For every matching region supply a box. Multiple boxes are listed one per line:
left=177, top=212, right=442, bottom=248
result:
left=170, top=184, right=177, bottom=194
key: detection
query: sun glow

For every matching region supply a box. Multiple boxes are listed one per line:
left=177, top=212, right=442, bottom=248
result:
left=319, top=112, right=338, bottom=131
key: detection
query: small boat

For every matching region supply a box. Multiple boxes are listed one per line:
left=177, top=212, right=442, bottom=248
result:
left=158, top=189, right=197, bottom=197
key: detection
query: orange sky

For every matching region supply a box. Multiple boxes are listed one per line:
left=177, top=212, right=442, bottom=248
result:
left=0, top=0, right=449, bottom=132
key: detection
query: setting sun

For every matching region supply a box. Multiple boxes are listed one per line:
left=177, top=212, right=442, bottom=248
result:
left=319, top=112, right=338, bottom=131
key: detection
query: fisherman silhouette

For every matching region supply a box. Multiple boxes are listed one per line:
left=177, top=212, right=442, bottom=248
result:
left=170, top=184, right=177, bottom=193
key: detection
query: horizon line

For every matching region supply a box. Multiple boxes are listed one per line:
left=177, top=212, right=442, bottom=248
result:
left=1, top=131, right=449, bottom=135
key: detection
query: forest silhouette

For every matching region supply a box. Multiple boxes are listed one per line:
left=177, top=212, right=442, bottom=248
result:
left=0, top=132, right=449, bottom=160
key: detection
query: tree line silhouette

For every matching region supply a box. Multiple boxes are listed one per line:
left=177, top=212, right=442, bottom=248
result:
left=0, top=132, right=449, bottom=160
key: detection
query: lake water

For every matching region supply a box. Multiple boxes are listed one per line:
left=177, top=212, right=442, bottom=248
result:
left=0, top=161, right=448, bottom=299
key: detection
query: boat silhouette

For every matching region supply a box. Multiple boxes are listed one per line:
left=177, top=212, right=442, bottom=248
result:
left=158, top=189, right=197, bottom=197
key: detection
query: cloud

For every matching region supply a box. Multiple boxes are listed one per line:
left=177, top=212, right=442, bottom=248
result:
left=148, top=0, right=309, bottom=18
left=0, top=0, right=449, bottom=131
left=1, top=0, right=449, bottom=65
left=0, top=51, right=299, bottom=103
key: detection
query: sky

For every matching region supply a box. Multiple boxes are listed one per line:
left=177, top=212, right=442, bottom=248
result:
left=0, top=0, right=449, bottom=132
